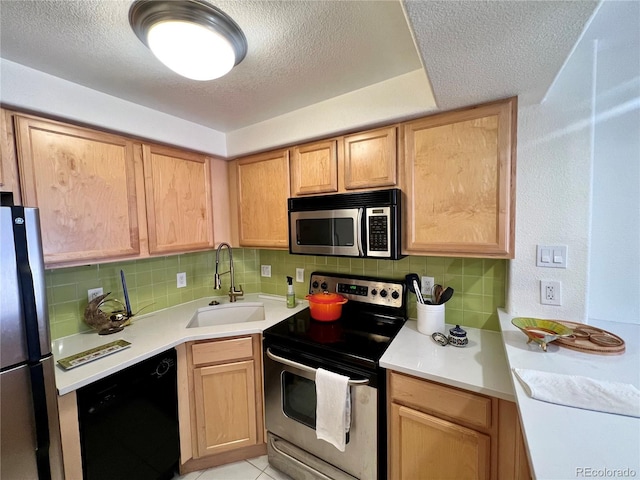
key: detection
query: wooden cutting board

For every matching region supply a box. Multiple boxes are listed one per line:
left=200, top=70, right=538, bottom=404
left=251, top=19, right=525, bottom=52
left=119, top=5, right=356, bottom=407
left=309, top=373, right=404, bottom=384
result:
left=555, top=320, right=625, bottom=355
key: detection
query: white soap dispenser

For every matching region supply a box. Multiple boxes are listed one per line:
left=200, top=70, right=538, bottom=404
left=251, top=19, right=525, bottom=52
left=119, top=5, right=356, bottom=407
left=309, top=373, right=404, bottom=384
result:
left=286, top=276, right=296, bottom=308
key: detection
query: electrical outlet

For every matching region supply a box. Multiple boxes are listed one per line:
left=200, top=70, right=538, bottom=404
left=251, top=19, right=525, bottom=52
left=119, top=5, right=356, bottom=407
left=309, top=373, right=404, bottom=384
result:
left=261, top=265, right=272, bottom=278
left=540, top=280, right=561, bottom=305
left=177, top=272, right=187, bottom=288
left=87, top=287, right=103, bottom=303
left=296, top=268, right=305, bottom=283
left=421, top=276, right=434, bottom=297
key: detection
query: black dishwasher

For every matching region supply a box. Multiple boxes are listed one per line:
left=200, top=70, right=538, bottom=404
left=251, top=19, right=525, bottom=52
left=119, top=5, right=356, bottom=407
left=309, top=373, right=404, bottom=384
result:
left=76, top=349, right=179, bottom=480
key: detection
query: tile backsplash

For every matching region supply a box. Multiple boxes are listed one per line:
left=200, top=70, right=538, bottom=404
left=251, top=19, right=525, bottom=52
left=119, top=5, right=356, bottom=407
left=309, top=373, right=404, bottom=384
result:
left=46, top=249, right=506, bottom=339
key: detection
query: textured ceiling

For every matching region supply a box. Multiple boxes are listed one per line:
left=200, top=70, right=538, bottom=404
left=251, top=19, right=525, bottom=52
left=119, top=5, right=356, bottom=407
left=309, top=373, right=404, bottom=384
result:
left=0, top=0, right=599, bottom=134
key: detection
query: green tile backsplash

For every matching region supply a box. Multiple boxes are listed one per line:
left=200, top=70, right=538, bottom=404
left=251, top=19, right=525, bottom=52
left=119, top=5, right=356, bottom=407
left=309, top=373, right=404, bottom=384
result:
left=46, top=250, right=506, bottom=340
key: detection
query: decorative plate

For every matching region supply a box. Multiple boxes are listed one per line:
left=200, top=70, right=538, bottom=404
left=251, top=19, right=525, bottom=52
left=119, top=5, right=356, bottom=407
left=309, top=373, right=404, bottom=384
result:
left=511, top=317, right=574, bottom=352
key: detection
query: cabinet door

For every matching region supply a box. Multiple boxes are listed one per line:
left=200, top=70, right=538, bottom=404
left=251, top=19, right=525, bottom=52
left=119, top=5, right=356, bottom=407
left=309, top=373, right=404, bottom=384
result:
left=403, top=98, right=516, bottom=257
left=235, top=150, right=290, bottom=248
left=390, top=403, right=490, bottom=480
left=0, top=110, right=21, bottom=203
left=14, top=115, right=141, bottom=265
left=344, top=126, right=397, bottom=190
left=193, top=360, right=257, bottom=458
left=142, top=144, right=214, bottom=254
left=291, top=140, right=338, bottom=195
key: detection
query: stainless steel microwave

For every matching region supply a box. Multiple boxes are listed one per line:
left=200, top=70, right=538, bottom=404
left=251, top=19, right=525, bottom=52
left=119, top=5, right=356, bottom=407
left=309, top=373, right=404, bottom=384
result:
left=288, top=188, right=404, bottom=259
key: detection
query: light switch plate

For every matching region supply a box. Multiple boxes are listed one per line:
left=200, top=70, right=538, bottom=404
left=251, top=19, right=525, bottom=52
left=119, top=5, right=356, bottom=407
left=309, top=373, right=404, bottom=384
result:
left=177, top=272, right=187, bottom=288
left=536, top=245, right=567, bottom=268
left=261, top=265, right=272, bottom=277
left=296, top=268, right=305, bottom=283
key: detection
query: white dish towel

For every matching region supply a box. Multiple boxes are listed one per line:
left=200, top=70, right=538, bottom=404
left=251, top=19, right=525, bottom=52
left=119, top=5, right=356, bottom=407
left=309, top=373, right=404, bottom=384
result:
left=513, top=368, right=640, bottom=418
left=315, top=368, right=351, bottom=451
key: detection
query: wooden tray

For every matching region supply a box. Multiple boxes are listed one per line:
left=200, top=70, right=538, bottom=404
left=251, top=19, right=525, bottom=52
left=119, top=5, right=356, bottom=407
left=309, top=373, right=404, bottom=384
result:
left=555, top=321, right=625, bottom=355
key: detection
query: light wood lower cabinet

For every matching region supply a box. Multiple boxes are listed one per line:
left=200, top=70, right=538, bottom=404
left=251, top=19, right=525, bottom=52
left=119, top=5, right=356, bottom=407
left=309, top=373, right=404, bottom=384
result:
left=177, top=336, right=266, bottom=474
left=388, top=371, right=531, bottom=480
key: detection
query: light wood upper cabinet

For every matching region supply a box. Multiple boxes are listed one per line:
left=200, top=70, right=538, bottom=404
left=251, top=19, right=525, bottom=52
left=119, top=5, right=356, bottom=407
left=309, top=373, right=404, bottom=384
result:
left=290, top=126, right=399, bottom=196
left=233, top=149, right=290, bottom=248
left=142, top=144, right=214, bottom=254
left=291, top=140, right=338, bottom=195
left=0, top=109, right=22, bottom=203
left=343, top=126, right=397, bottom=190
left=402, top=98, right=517, bottom=258
left=14, top=115, right=141, bottom=265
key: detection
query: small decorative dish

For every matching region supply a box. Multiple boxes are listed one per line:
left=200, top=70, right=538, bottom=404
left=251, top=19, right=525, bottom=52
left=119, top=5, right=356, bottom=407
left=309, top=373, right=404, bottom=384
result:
left=511, top=317, right=574, bottom=351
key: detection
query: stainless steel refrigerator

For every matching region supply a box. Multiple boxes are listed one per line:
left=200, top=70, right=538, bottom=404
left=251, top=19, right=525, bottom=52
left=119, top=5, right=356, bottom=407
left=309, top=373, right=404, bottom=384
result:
left=1, top=206, right=64, bottom=479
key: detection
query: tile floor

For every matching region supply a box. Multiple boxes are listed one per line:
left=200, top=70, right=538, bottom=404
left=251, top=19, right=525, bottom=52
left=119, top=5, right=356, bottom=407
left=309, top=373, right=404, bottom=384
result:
left=175, top=455, right=292, bottom=480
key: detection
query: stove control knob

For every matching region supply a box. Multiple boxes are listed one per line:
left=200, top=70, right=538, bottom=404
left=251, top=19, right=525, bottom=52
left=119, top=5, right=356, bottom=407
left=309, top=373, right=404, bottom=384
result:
left=312, top=281, right=319, bottom=289
left=380, top=290, right=388, bottom=298
left=371, top=289, right=378, bottom=296
left=321, top=282, right=328, bottom=291
left=391, top=290, right=400, bottom=300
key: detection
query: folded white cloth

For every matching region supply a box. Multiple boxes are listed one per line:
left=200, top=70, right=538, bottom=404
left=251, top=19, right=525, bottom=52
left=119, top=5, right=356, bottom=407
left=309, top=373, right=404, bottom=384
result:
left=316, top=368, right=351, bottom=451
left=513, top=368, right=640, bottom=418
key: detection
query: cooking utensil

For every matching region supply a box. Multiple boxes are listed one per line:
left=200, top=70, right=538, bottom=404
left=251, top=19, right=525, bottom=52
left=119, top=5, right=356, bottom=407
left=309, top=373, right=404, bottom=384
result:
left=405, top=273, right=425, bottom=304
left=432, top=284, right=443, bottom=304
left=120, top=269, right=132, bottom=317
left=305, top=292, right=348, bottom=321
left=437, top=286, right=454, bottom=305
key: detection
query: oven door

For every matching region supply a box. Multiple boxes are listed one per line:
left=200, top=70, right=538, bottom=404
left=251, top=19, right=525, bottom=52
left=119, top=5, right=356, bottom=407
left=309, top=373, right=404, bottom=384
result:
left=289, top=209, right=363, bottom=257
left=263, top=347, right=377, bottom=480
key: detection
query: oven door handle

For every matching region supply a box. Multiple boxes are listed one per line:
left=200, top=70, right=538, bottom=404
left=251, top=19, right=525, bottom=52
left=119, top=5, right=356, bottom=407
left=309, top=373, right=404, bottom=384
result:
left=266, top=348, right=370, bottom=386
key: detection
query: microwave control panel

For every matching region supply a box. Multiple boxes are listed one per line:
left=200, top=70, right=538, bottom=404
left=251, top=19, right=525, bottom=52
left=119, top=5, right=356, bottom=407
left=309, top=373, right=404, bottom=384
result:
left=365, top=206, right=391, bottom=257
left=309, top=272, right=404, bottom=309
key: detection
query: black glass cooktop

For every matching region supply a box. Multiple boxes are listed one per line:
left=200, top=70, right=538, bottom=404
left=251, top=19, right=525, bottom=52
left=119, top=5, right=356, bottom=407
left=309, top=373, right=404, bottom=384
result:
left=262, top=306, right=406, bottom=371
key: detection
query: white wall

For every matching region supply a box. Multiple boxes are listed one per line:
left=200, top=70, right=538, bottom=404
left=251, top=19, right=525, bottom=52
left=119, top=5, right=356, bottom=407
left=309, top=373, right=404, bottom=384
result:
left=507, top=40, right=595, bottom=321
left=0, top=59, right=229, bottom=157
left=588, top=0, right=640, bottom=324
left=507, top=0, right=640, bottom=325
left=1, top=59, right=435, bottom=159
left=226, top=69, right=435, bottom=157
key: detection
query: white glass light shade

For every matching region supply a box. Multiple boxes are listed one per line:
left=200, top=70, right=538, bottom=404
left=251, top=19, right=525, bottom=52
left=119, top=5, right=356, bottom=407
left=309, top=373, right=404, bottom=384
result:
left=147, top=20, right=236, bottom=81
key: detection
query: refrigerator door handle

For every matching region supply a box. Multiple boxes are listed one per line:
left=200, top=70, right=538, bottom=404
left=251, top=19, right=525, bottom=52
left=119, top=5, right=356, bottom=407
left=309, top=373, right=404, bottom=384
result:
left=11, top=207, right=43, bottom=363
left=11, top=206, right=52, bottom=480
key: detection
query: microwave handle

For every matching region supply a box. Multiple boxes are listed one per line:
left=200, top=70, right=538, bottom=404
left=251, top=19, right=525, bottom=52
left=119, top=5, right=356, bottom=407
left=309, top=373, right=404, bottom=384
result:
left=356, top=208, right=364, bottom=256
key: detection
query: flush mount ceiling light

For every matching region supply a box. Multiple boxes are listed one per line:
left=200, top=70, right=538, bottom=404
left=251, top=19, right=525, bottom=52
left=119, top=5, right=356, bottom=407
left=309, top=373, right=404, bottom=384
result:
left=129, top=0, right=247, bottom=81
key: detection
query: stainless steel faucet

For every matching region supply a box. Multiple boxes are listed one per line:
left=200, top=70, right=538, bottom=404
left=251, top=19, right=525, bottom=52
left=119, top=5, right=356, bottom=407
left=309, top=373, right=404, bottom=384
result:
left=214, top=242, right=244, bottom=302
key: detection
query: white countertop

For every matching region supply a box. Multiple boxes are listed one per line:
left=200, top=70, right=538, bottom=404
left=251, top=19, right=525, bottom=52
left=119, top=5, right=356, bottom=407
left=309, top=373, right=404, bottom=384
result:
left=498, top=309, right=640, bottom=480
left=380, top=320, right=515, bottom=401
left=52, top=293, right=308, bottom=395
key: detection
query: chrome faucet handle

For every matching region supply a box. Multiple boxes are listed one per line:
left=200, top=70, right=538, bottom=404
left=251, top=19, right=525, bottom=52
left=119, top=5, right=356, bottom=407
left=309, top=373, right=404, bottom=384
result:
left=228, top=285, right=244, bottom=302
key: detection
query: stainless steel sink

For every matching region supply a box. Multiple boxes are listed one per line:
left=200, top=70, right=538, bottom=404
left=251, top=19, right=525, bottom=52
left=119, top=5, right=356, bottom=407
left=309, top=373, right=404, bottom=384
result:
left=186, top=302, right=265, bottom=328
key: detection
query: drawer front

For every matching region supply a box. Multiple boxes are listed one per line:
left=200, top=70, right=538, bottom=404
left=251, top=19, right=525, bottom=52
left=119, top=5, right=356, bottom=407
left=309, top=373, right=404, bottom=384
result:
left=192, top=337, right=254, bottom=366
left=390, top=371, right=492, bottom=429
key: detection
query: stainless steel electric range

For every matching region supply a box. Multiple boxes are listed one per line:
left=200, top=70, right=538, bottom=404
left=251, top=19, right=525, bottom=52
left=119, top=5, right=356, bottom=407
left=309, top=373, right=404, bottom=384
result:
left=262, top=271, right=407, bottom=480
